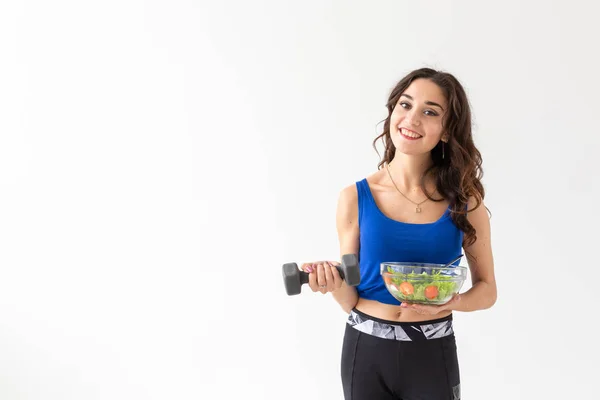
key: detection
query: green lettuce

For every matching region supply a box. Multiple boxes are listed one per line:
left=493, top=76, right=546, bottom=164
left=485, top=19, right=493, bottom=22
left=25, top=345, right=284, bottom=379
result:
left=386, top=267, right=460, bottom=303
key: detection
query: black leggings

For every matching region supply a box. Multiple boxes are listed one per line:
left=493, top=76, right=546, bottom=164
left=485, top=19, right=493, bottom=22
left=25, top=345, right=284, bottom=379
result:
left=341, top=309, right=461, bottom=400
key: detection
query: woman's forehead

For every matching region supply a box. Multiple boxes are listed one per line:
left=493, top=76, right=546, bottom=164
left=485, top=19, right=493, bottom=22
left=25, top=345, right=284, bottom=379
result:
left=402, top=79, right=447, bottom=105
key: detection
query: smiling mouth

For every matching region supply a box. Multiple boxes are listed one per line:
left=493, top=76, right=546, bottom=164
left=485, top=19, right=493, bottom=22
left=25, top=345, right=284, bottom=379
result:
left=398, top=128, right=423, bottom=139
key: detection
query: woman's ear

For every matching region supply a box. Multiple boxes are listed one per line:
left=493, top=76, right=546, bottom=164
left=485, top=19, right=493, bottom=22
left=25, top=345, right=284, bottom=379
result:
left=442, top=134, right=449, bottom=143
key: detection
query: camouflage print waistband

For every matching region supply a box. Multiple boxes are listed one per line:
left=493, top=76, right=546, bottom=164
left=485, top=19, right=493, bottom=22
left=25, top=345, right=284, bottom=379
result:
left=347, top=309, right=454, bottom=341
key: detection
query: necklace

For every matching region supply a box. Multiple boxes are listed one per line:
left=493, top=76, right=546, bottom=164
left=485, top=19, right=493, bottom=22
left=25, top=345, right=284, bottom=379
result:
left=385, top=163, right=429, bottom=213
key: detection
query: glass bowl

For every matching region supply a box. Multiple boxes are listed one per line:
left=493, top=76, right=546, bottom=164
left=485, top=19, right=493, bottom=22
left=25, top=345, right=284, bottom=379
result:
left=380, top=262, right=468, bottom=305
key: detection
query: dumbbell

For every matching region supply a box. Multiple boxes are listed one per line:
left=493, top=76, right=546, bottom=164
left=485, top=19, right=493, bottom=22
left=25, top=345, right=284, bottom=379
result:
left=282, top=254, right=360, bottom=296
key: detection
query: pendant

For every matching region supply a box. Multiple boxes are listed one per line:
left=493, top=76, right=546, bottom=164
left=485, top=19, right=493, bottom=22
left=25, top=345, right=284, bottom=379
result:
left=416, top=206, right=421, bottom=213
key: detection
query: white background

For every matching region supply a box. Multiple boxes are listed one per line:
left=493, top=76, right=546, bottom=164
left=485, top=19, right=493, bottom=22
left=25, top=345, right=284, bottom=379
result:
left=1, top=0, right=599, bottom=399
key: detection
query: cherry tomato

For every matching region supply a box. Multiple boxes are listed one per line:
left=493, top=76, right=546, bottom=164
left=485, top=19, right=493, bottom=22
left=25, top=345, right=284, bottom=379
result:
left=425, top=285, right=439, bottom=299
left=399, top=282, right=414, bottom=296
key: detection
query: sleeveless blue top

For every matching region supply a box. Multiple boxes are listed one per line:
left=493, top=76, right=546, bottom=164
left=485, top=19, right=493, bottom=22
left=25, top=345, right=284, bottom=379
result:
left=355, top=178, right=464, bottom=305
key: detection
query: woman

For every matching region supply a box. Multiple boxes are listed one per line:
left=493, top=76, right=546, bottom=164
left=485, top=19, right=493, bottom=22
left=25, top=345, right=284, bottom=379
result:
left=302, top=68, right=497, bottom=400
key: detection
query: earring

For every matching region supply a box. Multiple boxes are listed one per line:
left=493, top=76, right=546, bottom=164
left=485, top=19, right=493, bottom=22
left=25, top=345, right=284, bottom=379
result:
left=442, top=142, right=445, bottom=159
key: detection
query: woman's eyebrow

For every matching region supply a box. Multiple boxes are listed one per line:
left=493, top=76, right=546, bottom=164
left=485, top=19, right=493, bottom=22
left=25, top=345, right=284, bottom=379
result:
left=400, top=94, right=445, bottom=111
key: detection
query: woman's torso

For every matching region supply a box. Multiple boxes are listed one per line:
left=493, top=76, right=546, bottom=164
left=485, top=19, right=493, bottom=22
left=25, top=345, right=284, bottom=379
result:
left=353, top=169, right=463, bottom=322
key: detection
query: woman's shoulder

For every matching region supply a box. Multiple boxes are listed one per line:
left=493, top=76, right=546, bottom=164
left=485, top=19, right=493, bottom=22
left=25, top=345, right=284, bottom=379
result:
left=339, top=169, right=384, bottom=198
left=466, top=195, right=489, bottom=221
left=338, top=182, right=358, bottom=204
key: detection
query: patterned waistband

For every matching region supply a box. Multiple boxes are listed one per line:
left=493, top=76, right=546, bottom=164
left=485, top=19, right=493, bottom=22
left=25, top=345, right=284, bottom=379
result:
left=347, top=308, right=454, bottom=341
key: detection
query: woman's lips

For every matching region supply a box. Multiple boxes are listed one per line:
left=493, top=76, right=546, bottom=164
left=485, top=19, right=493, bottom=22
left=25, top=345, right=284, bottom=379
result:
left=399, top=128, right=422, bottom=140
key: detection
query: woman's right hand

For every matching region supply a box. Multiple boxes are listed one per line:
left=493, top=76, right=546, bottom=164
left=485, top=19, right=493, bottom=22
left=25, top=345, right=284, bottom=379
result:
left=301, top=261, right=343, bottom=294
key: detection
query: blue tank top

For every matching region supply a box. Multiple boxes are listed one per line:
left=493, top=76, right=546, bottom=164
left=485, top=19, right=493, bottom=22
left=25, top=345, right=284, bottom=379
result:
left=355, top=178, right=464, bottom=305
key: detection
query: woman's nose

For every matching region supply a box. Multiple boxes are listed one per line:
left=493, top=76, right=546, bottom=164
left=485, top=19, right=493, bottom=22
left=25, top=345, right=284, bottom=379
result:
left=404, top=110, right=421, bottom=126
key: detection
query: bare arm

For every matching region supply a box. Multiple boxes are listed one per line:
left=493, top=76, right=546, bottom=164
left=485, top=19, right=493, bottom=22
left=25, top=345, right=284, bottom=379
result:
left=331, top=185, right=360, bottom=313
left=449, top=198, right=497, bottom=312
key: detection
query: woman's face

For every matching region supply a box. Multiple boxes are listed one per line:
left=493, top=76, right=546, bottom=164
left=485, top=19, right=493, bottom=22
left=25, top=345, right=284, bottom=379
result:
left=390, top=78, right=448, bottom=156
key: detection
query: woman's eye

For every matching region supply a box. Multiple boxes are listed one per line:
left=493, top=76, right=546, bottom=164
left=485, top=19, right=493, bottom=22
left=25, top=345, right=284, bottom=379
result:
left=399, top=102, right=438, bottom=117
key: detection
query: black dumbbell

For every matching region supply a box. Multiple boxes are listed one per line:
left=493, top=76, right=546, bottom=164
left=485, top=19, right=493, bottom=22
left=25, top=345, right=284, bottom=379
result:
left=282, top=254, right=360, bottom=296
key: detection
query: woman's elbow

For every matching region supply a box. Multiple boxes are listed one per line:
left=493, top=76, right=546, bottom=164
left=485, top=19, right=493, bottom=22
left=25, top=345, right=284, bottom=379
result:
left=485, top=282, right=497, bottom=309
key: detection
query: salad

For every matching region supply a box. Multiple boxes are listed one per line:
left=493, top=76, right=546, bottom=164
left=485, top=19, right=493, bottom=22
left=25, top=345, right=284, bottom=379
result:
left=382, top=266, right=463, bottom=304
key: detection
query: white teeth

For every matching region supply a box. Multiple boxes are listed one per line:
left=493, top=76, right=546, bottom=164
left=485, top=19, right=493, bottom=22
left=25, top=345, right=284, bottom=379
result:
left=400, top=128, right=422, bottom=138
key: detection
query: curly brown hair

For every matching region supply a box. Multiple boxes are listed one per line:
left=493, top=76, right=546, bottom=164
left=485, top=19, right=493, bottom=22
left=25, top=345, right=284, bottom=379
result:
left=372, top=67, right=486, bottom=247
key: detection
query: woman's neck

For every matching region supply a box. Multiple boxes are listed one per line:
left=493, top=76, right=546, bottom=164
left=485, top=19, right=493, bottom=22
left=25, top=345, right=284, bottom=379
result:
left=386, top=152, right=434, bottom=192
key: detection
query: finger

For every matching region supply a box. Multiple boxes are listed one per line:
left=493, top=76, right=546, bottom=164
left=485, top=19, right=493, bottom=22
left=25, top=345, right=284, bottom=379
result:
left=410, top=305, right=425, bottom=314
left=417, top=305, right=437, bottom=315
left=328, top=262, right=342, bottom=289
left=301, top=263, right=313, bottom=273
left=308, top=267, right=318, bottom=292
left=324, top=263, right=334, bottom=292
left=403, top=303, right=423, bottom=314
left=316, top=263, right=327, bottom=294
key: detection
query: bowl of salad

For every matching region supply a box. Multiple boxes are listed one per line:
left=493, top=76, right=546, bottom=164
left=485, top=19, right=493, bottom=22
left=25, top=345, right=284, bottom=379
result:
left=381, top=262, right=468, bottom=305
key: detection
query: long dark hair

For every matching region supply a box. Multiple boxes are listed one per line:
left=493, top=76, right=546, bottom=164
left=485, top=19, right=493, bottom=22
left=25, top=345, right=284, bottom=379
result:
left=372, top=67, right=486, bottom=247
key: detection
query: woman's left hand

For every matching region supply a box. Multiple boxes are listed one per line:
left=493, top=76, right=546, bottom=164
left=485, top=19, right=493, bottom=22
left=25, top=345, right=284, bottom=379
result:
left=400, top=294, right=461, bottom=315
